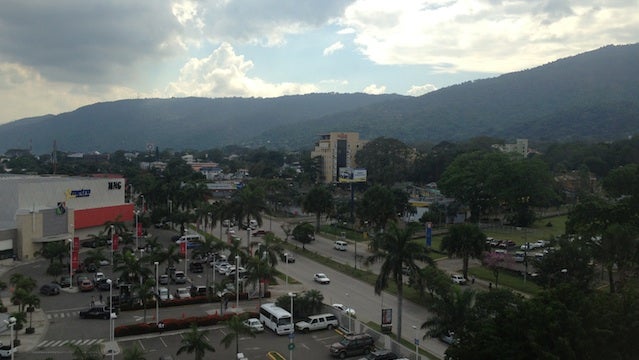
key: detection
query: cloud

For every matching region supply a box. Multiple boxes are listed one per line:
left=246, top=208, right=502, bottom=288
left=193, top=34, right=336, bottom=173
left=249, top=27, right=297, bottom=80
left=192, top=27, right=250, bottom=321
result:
left=165, top=43, right=318, bottom=98
left=341, top=0, right=639, bottom=73
left=407, top=84, right=438, bottom=96
left=323, top=41, right=345, bottom=56
left=363, top=84, right=386, bottom=94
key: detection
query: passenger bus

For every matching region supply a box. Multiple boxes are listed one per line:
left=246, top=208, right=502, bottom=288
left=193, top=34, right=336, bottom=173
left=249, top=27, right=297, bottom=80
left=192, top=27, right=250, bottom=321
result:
left=259, top=303, right=293, bottom=335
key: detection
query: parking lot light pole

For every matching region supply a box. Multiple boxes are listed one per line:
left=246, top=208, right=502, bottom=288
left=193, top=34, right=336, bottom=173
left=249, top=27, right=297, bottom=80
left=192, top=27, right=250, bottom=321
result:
left=288, top=292, right=296, bottom=360
left=285, top=254, right=289, bottom=289
left=154, top=261, right=159, bottom=323
left=413, top=325, right=419, bottom=360
left=106, top=279, right=114, bottom=359
left=346, top=293, right=352, bottom=333
left=235, top=256, right=240, bottom=309
left=134, top=209, right=140, bottom=251
left=5, top=316, right=16, bottom=360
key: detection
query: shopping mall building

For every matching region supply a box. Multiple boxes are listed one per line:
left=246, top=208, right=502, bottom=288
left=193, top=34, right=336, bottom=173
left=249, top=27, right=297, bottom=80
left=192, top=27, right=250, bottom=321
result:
left=0, top=175, right=133, bottom=260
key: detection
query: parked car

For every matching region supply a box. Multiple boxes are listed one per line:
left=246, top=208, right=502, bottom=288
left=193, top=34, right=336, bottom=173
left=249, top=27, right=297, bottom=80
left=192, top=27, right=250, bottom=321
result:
left=332, top=303, right=356, bottom=316
left=295, top=313, right=339, bottom=332
left=314, top=273, right=330, bottom=284
left=159, top=274, right=170, bottom=285
left=157, top=287, right=173, bottom=301
left=451, top=274, right=467, bottom=285
left=79, top=304, right=117, bottom=320
left=243, top=318, right=264, bottom=332
left=95, top=279, right=111, bottom=291
left=190, top=285, right=207, bottom=297
left=40, top=283, right=61, bottom=296
left=329, top=333, right=375, bottom=358
left=189, top=262, right=204, bottom=273
left=173, top=270, right=186, bottom=284
left=357, top=349, right=399, bottom=360
left=54, top=276, right=71, bottom=288
left=440, top=331, right=457, bottom=345
left=175, top=287, right=191, bottom=299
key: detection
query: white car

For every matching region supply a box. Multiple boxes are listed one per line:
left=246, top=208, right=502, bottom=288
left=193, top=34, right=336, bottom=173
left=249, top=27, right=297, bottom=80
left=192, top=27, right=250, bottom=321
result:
left=217, top=263, right=231, bottom=274
left=332, top=303, right=356, bottom=316
left=451, top=274, right=467, bottom=285
left=314, top=273, right=330, bottom=284
left=243, top=318, right=264, bottom=332
left=175, top=287, right=191, bottom=299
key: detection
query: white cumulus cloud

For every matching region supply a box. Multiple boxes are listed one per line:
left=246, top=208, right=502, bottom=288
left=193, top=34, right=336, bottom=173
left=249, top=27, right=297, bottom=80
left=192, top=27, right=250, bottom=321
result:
left=407, top=83, right=437, bottom=96
left=363, top=84, right=386, bottom=94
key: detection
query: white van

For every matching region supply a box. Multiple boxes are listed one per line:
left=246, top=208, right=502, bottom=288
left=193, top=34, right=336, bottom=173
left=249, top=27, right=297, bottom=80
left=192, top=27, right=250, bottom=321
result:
left=249, top=219, right=258, bottom=230
left=334, top=240, right=348, bottom=251
left=177, top=234, right=202, bottom=243
left=295, top=313, right=339, bottom=332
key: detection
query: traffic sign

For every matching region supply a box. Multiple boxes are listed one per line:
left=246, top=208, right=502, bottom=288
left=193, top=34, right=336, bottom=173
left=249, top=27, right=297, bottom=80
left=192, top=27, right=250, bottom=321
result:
left=414, top=338, right=419, bottom=345
left=288, top=333, right=295, bottom=339
left=288, top=343, right=295, bottom=350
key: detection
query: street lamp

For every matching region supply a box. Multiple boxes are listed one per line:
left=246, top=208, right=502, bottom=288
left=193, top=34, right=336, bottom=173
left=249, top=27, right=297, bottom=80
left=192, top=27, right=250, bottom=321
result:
left=285, top=253, right=289, bottom=289
left=4, top=316, right=16, bottom=360
left=288, top=292, right=296, bottom=360
left=110, top=225, right=114, bottom=268
left=345, top=293, right=352, bottom=333
left=154, top=261, right=159, bottom=324
left=413, top=325, right=420, bottom=360
left=246, top=227, right=251, bottom=251
left=106, top=279, right=114, bottom=360
left=68, top=238, right=73, bottom=290
left=134, top=209, right=140, bottom=251
left=235, top=255, right=240, bottom=309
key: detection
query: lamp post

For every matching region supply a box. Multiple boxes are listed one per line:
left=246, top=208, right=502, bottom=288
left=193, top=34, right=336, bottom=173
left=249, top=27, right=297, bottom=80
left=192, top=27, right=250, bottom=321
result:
left=285, top=253, right=289, bottom=289
left=106, top=279, right=114, bottom=360
left=246, top=227, right=251, bottom=252
left=140, top=194, right=145, bottom=213
left=413, top=325, right=420, bottom=360
left=68, top=238, right=73, bottom=290
left=154, top=261, right=159, bottom=324
left=134, top=209, right=140, bottom=251
left=235, top=255, right=240, bottom=309
left=345, top=293, right=352, bottom=333
left=110, top=225, right=114, bottom=268
left=288, top=292, right=296, bottom=360
left=5, top=316, right=16, bottom=360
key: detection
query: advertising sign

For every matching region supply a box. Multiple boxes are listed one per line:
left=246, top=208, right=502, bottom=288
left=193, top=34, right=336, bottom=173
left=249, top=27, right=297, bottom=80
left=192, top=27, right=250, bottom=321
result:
left=426, top=222, right=432, bottom=247
left=179, top=241, right=187, bottom=256
left=338, top=167, right=367, bottom=183
left=112, top=233, right=118, bottom=251
left=381, top=308, right=392, bottom=333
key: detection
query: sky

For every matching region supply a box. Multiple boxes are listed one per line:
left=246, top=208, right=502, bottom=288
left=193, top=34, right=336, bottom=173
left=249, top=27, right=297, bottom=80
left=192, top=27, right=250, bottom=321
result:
left=0, top=0, right=637, bottom=125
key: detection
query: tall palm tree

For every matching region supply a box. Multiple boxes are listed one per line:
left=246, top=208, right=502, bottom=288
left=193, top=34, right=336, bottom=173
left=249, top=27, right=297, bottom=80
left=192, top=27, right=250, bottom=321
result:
left=245, top=255, right=275, bottom=308
left=228, top=183, right=267, bottom=229
left=176, top=323, right=215, bottom=360
left=421, top=287, right=475, bottom=339
left=155, top=243, right=182, bottom=269
left=441, top=223, right=487, bottom=279
left=113, top=251, right=152, bottom=285
left=254, top=233, right=284, bottom=268
left=366, top=221, right=433, bottom=342
left=68, top=343, right=103, bottom=360
left=194, top=237, right=226, bottom=294
left=220, top=315, right=255, bottom=355
left=122, top=345, right=147, bottom=360
left=302, top=184, right=334, bottom=232
left=134, top=278, right=156, bottom=323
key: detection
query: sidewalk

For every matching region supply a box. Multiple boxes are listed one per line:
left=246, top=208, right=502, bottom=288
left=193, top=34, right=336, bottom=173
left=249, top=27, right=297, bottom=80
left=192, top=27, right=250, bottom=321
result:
left=0, top=259, right=50, bottom=356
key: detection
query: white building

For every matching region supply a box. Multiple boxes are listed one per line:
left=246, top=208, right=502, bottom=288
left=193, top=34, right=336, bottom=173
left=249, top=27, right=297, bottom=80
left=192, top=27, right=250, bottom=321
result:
left=0, top=175, right=133, bottom=260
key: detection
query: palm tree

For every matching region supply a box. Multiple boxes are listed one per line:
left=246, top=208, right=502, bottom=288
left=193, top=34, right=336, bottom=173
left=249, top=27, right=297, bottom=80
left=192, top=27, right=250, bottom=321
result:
left=220, top=315, right=255, bottom=356
left=134, top=278, right=156, bottom=323
left=68, top=342, right=103, bottom=360
left=155, top=243, right=182, bottom=269
left=228, top=183, right=267, bottom=229
left=176, top=323, right=215, bottom=360
left=245, top=255, right=275, bottom=308
left=422, top=287, right=475, bottom=339
left=366, top=221, right=433, bottom=342
left=441, top=223, right=487, bottom=279
left=113, top=251, right=152, bottom=285
left=23, top=292, right=40, bottom=331
left=254, top=233, right=284, bottom=268
left=302, top=184, right=334, bottom=232
left=123, top=345, right=147, bottom=360
left=193, top=236, right=226, bottom=294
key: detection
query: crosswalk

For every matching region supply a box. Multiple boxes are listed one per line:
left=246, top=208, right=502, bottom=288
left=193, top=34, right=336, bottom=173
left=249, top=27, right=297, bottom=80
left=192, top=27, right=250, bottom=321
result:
left=37, top=338, right=104, bottom=348
left=47, top=311, right=80, bottom=320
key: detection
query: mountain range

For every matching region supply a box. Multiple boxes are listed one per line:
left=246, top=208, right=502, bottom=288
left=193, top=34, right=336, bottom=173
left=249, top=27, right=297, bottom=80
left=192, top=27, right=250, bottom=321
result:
left=1, top=43, right=638, bottom=155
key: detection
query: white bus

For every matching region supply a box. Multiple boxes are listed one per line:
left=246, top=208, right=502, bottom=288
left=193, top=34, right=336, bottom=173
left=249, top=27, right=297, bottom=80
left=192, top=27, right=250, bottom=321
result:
left=259, top=303, right=293, bottom=335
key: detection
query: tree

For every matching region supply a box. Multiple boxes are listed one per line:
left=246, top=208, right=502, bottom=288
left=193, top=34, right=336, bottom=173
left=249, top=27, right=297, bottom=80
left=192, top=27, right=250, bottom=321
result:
left=354, top=137, right=414, bottom=185
left=356, top=184, right=399, bottom=232
left=292, top=222, right=315, bottom=250
left=441, top=224, right=487, bottom=279
left=133, top=278, right=156, bottom=323
left=366, top=221, right=433, bottom=341
left=177, top=323, right=216, bottom=360
left=220, top=314, right=255, bottom=355
left=113, top=251, right=152, bottom=286
left=302, top=184, right=334, bottom=231
left=422, top=287, right=476, bottom=339
left=122, top=345, right=147, bottom=360
left=68, top=343, right=103, bottom=360
left=228, top=183, right=267, bottom=229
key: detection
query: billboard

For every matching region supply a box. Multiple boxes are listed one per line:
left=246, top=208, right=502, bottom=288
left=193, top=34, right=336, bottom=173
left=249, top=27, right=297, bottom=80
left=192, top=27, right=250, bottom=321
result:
left=338, top=167, right=367, bottom=183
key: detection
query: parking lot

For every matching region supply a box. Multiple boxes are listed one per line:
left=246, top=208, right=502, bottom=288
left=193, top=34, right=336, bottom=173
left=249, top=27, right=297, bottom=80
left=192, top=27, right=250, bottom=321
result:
left=116, top=326, right=346, bottom=360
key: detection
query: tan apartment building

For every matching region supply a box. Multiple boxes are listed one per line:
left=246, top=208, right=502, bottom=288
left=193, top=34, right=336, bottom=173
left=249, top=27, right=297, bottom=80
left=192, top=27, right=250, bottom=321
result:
left=310, top=132, right=367, bottom=183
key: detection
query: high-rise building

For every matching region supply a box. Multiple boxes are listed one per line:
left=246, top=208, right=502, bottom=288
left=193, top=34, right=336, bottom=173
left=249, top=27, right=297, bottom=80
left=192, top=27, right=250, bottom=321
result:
left=310, top=132, right=367, bottom=183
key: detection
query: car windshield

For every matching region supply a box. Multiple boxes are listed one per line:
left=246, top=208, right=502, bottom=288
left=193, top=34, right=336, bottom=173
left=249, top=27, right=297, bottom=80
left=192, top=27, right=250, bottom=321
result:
left=277, top=317, right=291, bottom=326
